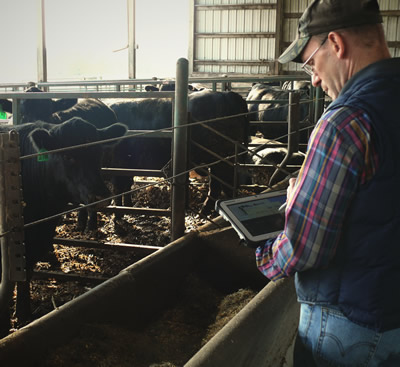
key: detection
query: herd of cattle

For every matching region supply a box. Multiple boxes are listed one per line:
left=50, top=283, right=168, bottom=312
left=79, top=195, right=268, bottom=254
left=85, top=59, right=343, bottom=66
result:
left=0, top=81, right=315, bottom=327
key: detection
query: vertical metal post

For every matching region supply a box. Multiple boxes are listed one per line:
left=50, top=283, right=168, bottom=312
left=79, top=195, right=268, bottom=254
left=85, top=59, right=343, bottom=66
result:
left=171, top=58, right=189, bottom=241
left=233, top=143, right=239, bottom=198
left=1, top=132, right=25, bottom=283
left=314, top=86, right=325, bottom=122
left=274, top=0, right=284, bottom=75
left=37, top=0, right=48, bottom=85
left=0, top=134, right=13, bottom=333
left=11, top=98, right=21, bottom=125
left=0, top=131, right=26, bottom=335
left=269, top=92, right=300, bottom=186
left=287, top=92, right=300, bottom=154
left=127, top=0, right=136, bottom=79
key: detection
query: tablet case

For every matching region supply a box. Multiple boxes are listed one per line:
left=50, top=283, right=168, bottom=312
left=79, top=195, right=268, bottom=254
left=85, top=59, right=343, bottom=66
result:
left=215, top=190, right=287, bottom=247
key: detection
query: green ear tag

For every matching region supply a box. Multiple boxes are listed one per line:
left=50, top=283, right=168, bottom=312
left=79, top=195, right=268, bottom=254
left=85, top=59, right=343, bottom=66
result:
left=37, top=148, right=49, bottom=162
left=0, top=106, right=6, bottom=120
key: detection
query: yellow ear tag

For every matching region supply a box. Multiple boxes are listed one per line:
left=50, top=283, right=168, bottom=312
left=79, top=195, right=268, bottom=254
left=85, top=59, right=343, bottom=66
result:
left=37, top=148, right=49, bottom=162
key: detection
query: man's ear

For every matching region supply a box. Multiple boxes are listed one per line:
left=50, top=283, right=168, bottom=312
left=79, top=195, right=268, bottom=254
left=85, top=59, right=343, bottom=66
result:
left=328, top=31, right=346, bottom=59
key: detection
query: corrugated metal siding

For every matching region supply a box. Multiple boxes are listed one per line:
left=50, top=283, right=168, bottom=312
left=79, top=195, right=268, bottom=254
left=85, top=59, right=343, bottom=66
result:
left=190, top=0, right=400, bottom=76
left=380, top=0, right=400, bottom=58
left=280, top=0, right=312, bottom=74
left=281, top=0, right=400, bottom=70
left=191, top=0, right=279, bottom=76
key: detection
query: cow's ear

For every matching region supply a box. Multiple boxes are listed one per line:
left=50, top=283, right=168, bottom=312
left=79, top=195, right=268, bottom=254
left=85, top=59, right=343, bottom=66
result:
left=28, top=128, right=54, bottom=152
left=52, top=98, right=77, bottom=113
left=98, top=123, right=127, bottom=145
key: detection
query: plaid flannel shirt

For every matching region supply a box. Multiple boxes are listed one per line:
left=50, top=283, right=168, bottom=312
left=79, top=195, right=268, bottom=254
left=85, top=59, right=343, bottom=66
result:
left=256, top=106, right=379, bottom=281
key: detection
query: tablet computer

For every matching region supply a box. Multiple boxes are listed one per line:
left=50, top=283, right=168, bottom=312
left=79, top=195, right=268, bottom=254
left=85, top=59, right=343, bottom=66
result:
left=215, top=190, right=287, bottom=246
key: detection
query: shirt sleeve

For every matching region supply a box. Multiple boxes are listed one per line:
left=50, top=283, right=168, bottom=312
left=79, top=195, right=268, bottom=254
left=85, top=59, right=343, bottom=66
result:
left=256, top=107, right=378, bottom=281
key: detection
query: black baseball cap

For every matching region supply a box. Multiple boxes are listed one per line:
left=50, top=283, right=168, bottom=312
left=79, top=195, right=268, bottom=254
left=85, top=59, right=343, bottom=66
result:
left=278, top=0, right=383, bottom=64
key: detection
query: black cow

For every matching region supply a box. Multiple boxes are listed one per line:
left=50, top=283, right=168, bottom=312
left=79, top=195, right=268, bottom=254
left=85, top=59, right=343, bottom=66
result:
left=144, top=81, right=207, bottom=92
left=19, top=87, right=116, bottom=127
left=0, top=99, right=12, bottom=114
left=246, top=83, right=313, bottom=142
left=0, top=117, right=127, bottom=330
left=19, top=86, right=78, bottom=123
left=107, top=90, right=249, bottom=214
left=17, top=87, right=122, bottom=231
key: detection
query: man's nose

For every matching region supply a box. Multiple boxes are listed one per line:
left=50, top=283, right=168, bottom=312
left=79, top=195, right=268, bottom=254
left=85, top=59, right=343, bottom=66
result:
left=311, top=73, right=321, bottom=87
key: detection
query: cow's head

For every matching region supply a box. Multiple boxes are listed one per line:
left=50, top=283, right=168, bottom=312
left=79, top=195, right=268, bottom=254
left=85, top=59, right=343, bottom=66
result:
left=20, top=86, right=78, bottom=123
left=28, top=117, right=127, bottom=207
left=144, top=85, right=159, bottom=92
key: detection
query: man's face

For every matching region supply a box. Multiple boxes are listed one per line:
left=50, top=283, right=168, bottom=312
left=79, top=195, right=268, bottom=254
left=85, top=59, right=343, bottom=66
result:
left=301, top=36, right=342, bottom=100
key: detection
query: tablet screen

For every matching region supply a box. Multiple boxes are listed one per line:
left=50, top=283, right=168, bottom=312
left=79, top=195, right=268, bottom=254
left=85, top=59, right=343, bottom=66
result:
left=216, top=190, right=287, bottom=244
left=226, top=195, right=285, bottom=236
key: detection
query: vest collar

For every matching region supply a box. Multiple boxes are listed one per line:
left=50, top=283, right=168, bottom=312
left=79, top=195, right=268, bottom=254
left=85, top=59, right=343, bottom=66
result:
left=339, top=58, right=400, bottom=98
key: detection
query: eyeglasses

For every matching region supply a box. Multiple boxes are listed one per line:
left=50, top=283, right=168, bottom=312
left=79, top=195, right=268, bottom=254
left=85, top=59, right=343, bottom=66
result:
left=301, top=37, right=328, bottom=76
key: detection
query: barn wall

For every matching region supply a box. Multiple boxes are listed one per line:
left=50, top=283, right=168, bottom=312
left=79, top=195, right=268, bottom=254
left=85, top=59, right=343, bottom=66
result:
left=380, top=0, right=400, bottom=58
left=190, top=0, right=400, bottom=76
left=189, top=0, right=281, bottom=76
left=280, top=0, right=312, bottom=74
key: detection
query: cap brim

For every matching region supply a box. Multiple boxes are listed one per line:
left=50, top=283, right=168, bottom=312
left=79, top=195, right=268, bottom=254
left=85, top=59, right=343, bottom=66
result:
left=278, top=36, right=310, bottom=64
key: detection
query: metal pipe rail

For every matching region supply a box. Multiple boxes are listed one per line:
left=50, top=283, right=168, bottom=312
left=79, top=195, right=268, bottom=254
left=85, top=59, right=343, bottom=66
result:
left=0, top=90, right=176, bottom=223
left=32, top=270, right=108, bottom=284
left=0, top=91, right=174, bottom=125
left=53, top=237, right=163, bottom=252
left=30, top=75, right=309, bottom=91
left=126, top=129, right=172, bottom=139
left=1, top=87, right=309, bottom=219
left=37, top=78, right=167, bottom=92
left=0, top=78, right=316, bottom=235
left=246, top=99, right=296, bottom=104
left=101, top=167, right=167, bottom=178
left=0, top=91, right=173, bottom=99
left=0, top=66, right=318, bottom=337
left=0, top=81, right=318, bottom=218
left=0, top=75, right=311, bottom=95
left=0, top=83, right=33, bottom=92
left=0, top=63, right=190, bottom=335
left=101, top=206, right=171, bottom=217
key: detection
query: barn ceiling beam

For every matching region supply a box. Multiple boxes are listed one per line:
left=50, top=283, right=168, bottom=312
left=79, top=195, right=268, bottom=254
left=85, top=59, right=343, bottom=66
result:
left=285, top=10, right=400, bottom=18
left=381, top=10, right=400, bottom=16
left=195, top=4, right=276, bottom=11
left=195, top=32, right=275, bottom=38
left=283, top=40, right=400, bottom=48
left=284, top=12, right=303, bottom=18
left=194, top=60, right=275, bottom=67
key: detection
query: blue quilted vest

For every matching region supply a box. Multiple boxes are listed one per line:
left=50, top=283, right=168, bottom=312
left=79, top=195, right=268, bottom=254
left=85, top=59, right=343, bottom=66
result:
left=295, top=58, right=400, bottom=332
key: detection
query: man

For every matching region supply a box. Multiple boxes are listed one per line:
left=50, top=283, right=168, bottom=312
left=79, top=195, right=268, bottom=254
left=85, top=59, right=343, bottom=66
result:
left=255, top=0, right=400, bottom=365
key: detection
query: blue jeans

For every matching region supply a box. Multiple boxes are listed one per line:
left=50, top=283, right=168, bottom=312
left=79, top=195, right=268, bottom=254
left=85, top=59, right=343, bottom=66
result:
left=296, top=303, right=400, bottom=367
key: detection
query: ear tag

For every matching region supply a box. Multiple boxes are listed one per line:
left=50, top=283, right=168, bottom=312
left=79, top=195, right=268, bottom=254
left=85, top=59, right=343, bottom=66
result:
left=37, top=148, right=49, bottom=162
left=0, top=106, right=6, bottom=120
